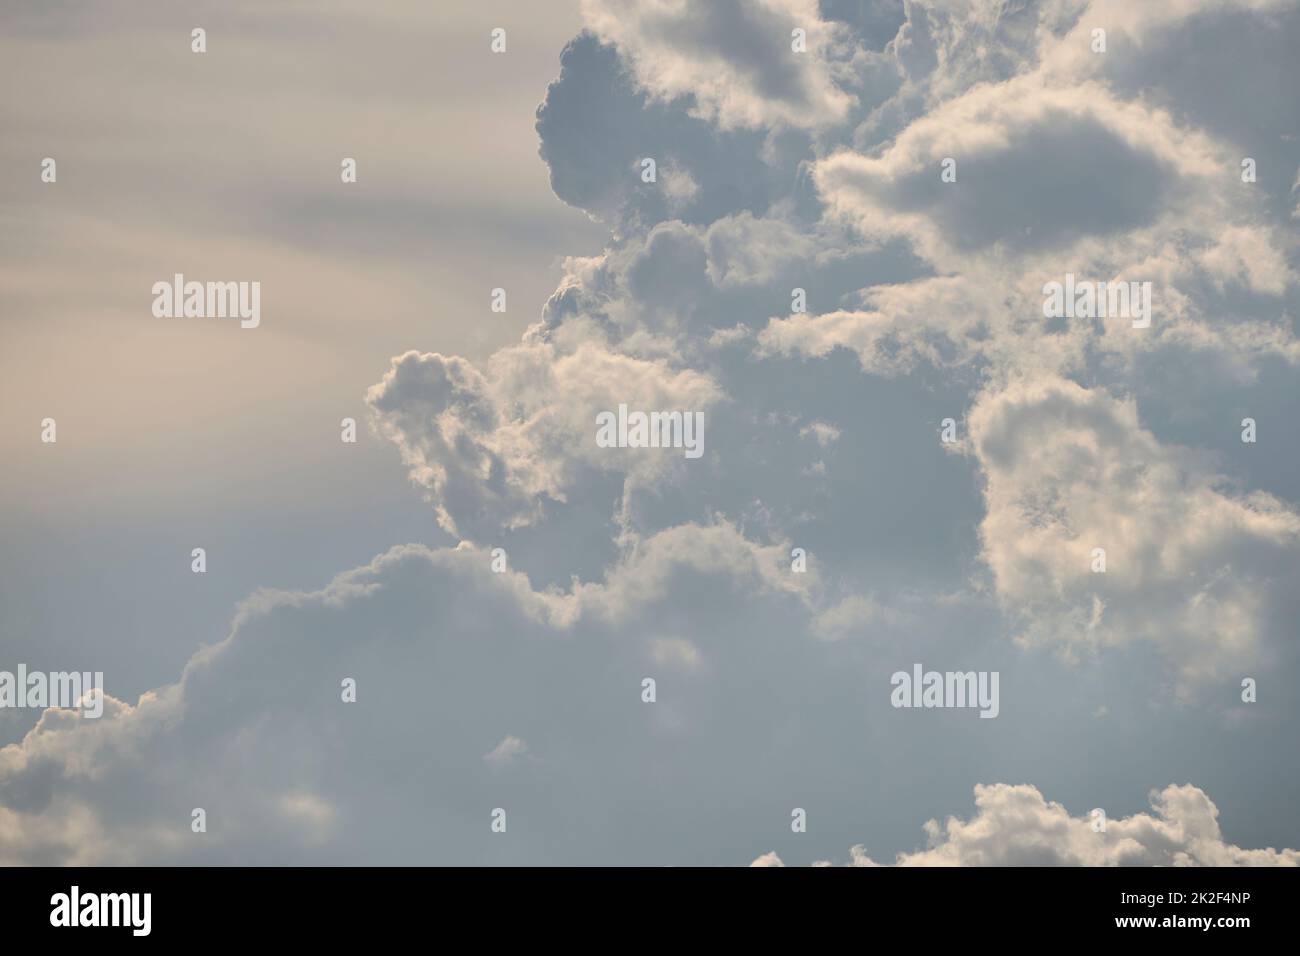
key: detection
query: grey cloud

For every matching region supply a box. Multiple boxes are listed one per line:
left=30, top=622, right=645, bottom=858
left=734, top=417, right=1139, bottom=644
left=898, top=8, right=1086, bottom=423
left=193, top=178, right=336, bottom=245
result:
left=0, top=525, right=823, bottom=864
left=818, top=0, right=907, bottom=50
left=536, top=33, right=804, bottom=229
left=580, top=0, right=859, bottom=130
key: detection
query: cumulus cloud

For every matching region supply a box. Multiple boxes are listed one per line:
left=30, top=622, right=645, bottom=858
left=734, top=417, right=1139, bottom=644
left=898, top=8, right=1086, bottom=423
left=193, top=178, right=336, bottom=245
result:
left=249, top=0, right=1300, bottom=868
left=0, top=521, right=814, bottom=865
left=758, top=275, right=986, bottom=375
left=761, top=0, right=1297, bottom=391
left=579, top=0, right=858, bottom=130
left=10, top=0, right=1300, bottom=866
left=377, top=0, right=1300, bottom=765
left=535, top=33, right=787, bottom=226
left=442, top=0, right=1300, bottom=695
left=969, top=375, right=1300, bottom=682
left=755, top=782, right=1300, bottom=866
left=815, top=79, right=1223, bottom=263
left=366, top=342, right=724, bottom=541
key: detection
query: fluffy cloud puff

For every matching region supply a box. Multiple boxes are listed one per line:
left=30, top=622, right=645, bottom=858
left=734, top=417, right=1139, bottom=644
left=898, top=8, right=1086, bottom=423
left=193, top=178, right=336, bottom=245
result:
left=755, top=781, right=1300, bottom=866
left=814, top=79, right=1229, bottom=265
left=366, top=343, right=723, bottom=541
left=969, top=375, right=1300, bottom=683
left=579, top=0, right=858, bottom=130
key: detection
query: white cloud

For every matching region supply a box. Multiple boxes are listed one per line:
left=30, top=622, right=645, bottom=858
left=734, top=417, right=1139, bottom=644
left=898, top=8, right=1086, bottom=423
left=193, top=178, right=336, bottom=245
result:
left=811, top=594, right=905, bottom=641
left=483, top=735, right=530, bottom=769
left=759, top=276, right=986, bottom=376
left=367, top=342, right=724, bottom=541
left=799, top=421, right=841, bottom=446
left=816, top=78, right=1228, bottom=268
left=969, top=375, right=1300, bottom=682
left=1196, top=225, right=1291, bottom=296
left=757, top=782, right=1300, bottom=866
left=580, top=0, right=858, bottom=130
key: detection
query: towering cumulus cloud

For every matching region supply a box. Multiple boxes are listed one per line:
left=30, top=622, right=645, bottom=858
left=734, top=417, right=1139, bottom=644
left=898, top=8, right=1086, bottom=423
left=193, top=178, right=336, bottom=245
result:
left=3, top=0, right=1298, bottom=865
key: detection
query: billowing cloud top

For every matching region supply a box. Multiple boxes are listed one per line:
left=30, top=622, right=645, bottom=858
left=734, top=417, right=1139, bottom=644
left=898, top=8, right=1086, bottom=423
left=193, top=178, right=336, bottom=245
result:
left=580, top=0, right=859, bottom=130
left=755, top=783, right=1300, bottom=866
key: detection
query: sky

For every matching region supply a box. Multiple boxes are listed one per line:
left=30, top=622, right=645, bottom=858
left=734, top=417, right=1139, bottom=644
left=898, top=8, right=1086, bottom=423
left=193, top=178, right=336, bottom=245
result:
left=0, top=0, right=1298, bottom=866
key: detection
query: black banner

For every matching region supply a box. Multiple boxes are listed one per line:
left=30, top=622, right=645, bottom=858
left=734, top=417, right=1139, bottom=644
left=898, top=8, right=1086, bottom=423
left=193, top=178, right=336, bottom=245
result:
left=0, top=866, right=1289, bottom=942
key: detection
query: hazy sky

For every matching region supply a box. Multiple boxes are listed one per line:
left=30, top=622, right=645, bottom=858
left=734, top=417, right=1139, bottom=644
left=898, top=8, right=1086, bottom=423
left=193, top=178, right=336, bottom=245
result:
left=2, top=0, right=1298, bottom=866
